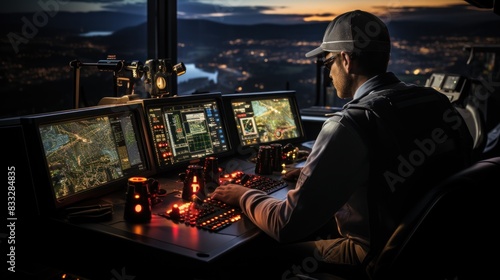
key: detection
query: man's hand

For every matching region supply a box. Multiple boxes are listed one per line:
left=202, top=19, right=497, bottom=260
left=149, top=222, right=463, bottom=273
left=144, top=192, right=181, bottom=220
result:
left=211, top=184, right=250, bottom=206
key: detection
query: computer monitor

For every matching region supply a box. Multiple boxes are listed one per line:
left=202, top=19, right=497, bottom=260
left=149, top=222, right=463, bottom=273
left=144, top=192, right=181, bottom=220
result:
left=14, top=104, right=153, bottom=214
left=426, top=73, right=446, bottom=89
left=426, top=73, right=470, bottom=105
left=134, top=93, right=233, bottom=171
left=222, top=90, right=306, bottom=150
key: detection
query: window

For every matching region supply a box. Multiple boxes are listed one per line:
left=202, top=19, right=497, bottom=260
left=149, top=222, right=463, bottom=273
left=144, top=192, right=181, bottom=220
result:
left=1, top=1, right=499, bottom=119
left=176, top=0, right=500, bottom=109
left=0, top=0, right=148, bottom=118
left=176, top=0, right=321, bottom=108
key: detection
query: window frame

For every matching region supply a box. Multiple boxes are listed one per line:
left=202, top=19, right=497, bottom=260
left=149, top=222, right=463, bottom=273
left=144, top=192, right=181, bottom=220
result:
left=147, top=0, right=179, bottom=95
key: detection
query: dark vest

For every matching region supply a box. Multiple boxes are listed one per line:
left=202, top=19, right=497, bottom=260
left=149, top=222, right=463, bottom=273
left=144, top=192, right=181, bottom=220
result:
left=341, top=85, right=473, bottom=259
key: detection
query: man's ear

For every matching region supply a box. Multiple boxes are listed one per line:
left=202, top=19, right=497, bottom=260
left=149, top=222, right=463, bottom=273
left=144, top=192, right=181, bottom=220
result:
left=340, top=51, right=353, bottom=73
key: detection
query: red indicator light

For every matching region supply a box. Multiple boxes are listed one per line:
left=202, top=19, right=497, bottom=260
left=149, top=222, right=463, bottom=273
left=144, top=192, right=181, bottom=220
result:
left=191, top=175, right=200, bottom=193
left=135, top=204, right=142, bottom=213
left=129, top=177, right=148, bottom=183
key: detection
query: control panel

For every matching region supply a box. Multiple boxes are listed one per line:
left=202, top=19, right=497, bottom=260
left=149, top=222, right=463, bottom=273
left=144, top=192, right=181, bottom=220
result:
left=147, top=107, right=173, bottom=167
left=161, top=170, right=288, bottom=232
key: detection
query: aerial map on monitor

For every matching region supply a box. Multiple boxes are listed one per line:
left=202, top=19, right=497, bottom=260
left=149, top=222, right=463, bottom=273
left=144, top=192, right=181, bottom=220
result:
left=39, top=114, right=144, bottom=200
left=233, top=97, right=300, bottom=145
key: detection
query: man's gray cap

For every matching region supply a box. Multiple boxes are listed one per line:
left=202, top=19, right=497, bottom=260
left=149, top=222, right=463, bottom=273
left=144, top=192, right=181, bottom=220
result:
left=305, top=10, right=391, bottom=57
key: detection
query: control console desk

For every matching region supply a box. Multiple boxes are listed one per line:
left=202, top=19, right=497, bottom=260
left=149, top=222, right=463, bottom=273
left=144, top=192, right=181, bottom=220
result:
left=30, top=156, right=297, bottom=279
left=2, top=91, right=307, bottom=278
left=65, top=158, right=291, bottom=260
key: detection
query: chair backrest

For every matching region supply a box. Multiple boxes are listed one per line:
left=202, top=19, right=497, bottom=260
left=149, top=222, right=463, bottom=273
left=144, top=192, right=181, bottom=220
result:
left=342, top=86, right=474, bottom=260
left=366, top=156, right=500, bottom=280
left=456, top=104, right=487, bottom=159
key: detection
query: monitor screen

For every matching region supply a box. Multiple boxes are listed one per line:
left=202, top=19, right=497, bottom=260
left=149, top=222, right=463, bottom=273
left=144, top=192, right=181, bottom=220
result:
left=442, top=75, right=461, bottom=91
left=222, top=90, right=306, bottom=149
left=137, top=93, right=232, bottom=171
left=21, top=104, right=153, bottom=212
left=427, top=73, right=446, bottom=89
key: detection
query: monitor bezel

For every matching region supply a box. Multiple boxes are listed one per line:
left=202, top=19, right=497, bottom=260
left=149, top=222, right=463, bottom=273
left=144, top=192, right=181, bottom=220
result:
left=20, top=104, right=155, bottom=214
left=134, top=93, right=235, bottom=173
left=222, top=90, right=306, bottom=152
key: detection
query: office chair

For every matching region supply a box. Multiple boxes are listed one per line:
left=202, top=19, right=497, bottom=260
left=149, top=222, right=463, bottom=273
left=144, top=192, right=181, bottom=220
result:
left=299, top=156, right=500, bottom=280
left=456, top=104, right=487, bottom=159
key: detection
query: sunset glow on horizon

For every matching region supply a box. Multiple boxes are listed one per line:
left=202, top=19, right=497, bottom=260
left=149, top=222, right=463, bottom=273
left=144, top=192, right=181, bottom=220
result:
left=257, top=0, right=471, bottom=22
left=2, top=0, right=496, bottom=26
left=176, top=0, right=488, bottom=25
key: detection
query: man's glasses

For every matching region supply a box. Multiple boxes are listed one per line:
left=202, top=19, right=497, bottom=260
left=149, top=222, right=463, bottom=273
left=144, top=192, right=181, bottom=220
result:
left=322, top=54, right=338, bottom=70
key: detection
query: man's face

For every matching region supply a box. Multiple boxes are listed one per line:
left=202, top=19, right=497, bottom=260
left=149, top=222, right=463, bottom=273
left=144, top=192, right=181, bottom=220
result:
left=325, top=52, right=354, bottom=99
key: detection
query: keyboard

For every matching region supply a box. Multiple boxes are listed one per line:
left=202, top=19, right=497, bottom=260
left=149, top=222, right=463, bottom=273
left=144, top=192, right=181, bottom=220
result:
left=220, top=171, right=289, bottom=194
left=161, top=172, right=288, bottom=231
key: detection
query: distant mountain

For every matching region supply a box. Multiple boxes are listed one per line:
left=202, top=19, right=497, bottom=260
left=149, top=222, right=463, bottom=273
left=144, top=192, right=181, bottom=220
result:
left=2, top=11, right=498, bottom=47
left=386, top=20, right=500, bottom=39
left=175, top=17, right=500, bottom=46
left=86, top=18, right=329, bottom=57
left=177, top=19, right=327, bottom=43
left=93, top=22, right=147, bottom=54
left=59, top=15, right=500, bottom=71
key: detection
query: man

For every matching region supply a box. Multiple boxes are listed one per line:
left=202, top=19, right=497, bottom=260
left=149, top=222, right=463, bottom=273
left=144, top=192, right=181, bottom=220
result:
left=211, top=10, right=473, bottom=277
